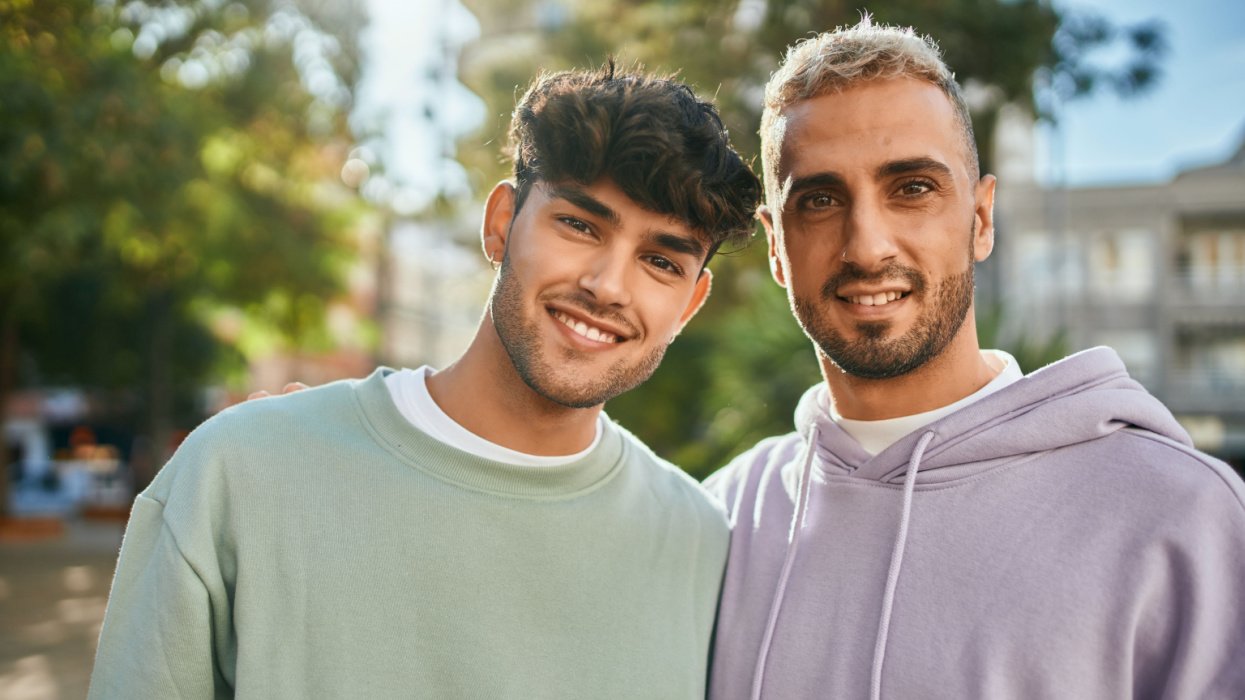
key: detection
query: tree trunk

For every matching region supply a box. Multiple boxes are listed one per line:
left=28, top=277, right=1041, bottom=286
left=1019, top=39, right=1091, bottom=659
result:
left=137, top=293, right=174, bottom=494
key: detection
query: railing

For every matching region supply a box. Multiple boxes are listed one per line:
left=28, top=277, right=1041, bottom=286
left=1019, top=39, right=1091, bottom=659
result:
left=1162, top=369, right=1245, bottom=412
left=1170, top=268, right=1245, bottom=304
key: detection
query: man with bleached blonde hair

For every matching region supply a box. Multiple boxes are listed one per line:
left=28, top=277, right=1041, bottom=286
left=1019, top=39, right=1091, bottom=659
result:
left=706, top=18, right=1245, bottom=700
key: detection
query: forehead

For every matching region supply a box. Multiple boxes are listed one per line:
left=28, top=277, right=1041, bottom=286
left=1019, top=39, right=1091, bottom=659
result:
left=774, top=77, right=968, bottom=183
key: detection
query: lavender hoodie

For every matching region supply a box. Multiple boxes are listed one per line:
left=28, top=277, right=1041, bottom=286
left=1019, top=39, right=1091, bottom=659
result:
left=706, top=347, right=1245, bottom=699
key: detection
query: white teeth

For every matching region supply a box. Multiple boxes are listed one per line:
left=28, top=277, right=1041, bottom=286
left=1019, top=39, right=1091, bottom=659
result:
left=847, top=292, right=905, bottom=306
left=552, top=310, right=618, bottom=343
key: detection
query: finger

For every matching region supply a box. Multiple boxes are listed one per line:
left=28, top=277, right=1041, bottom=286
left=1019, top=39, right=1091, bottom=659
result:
left=282, top=382, right=310, bottom=394
left=246, top=390, right=272, bottom=401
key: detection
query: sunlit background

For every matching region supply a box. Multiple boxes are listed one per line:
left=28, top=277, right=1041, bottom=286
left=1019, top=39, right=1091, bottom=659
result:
left=2, top=0, right=1242, bottom=696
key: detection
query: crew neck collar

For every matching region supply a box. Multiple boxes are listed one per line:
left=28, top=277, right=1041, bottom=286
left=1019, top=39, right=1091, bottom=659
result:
left=352, top=368, right=625, bottom=499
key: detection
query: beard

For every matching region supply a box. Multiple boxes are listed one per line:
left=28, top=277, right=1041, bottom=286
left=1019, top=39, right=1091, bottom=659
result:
left=489, top=254, right=669, bottom=409
left=792, top=244, right=976, bottom=380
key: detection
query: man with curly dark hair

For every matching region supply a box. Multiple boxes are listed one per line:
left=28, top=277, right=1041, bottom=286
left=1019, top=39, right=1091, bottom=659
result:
left=89, top=62, right=761, bottom=699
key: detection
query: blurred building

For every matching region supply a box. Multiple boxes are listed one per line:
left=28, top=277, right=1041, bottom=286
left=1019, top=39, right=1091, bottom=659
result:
left=378, top=212, right=492, bottom=371
left=246, top=0, right=488, bottom=390
left=993, top=132, right=1245, bottom=466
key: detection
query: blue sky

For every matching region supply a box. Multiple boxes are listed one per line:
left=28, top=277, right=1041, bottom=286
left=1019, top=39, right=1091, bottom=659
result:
left=356, top=0, right=1245, bottom=206
left=1042, top=0, right=1245, bottom=185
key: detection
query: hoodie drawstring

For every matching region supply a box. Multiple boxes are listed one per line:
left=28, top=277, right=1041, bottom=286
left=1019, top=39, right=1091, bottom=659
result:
left=750, top=425, right=819, bottom=700
left=869, top=429, right=936, bottom=700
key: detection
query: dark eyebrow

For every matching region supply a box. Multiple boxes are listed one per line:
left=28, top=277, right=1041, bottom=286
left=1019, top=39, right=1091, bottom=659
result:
left=877, top=157, right=954, bottom=179
left=546, top=184, right=620, bottom=227
left=787, top=172, right=846, bottom=197
left=647, top=231, right=707, bottom=261
left=546, top=183, right=707, bottom=262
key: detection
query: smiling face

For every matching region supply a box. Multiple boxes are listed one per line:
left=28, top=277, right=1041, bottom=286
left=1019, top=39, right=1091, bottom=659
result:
left=485, top=178, right=711, bottom=409
left=763, top=77, right=995, bottom=380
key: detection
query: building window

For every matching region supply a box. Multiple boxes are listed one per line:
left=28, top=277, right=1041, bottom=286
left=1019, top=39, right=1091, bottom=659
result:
left=1180, top=227, right=1245, bottom=296
left=1088, top=229, right=1153, bottom=302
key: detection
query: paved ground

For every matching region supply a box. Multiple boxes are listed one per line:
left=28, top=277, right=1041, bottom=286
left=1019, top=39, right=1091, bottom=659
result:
left=0, top=519, right=124, bottom=700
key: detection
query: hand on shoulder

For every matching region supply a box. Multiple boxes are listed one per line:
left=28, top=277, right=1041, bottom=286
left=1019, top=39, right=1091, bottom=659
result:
left=246, top=382, right=310, bottom=402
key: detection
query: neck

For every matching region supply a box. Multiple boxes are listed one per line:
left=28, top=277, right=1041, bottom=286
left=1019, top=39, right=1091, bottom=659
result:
left=821, top=322, right=997, bottom=421
left=425, top=313, right=602, bottom=456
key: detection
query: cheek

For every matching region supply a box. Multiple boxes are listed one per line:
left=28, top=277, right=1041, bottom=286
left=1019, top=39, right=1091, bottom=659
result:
left=512, top=236, right=577, bottom=278
left=639, top=290, right=692, bottom=341
left=780, top=235, right=835, bottom=284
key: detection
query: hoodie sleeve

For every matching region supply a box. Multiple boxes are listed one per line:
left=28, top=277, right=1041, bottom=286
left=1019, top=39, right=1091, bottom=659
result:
left=701, top=461, right=740, bottom=505
left=702, top=434, right=798, bottom=522
left=1138, top=454, right=1245, bottom=697
left=88, top=494, right=229, bottom=699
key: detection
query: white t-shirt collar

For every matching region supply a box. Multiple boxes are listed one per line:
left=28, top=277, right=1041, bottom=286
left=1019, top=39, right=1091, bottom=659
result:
left=831, top=349, right=1023, bottom=456
left=384, top=366, right=603, bottom=467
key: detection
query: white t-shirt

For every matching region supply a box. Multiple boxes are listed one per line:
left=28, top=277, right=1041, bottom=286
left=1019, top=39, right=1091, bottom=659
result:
left=383, top=366, right=603, bottom=467
left=832, top=349, right=1024, bottom=456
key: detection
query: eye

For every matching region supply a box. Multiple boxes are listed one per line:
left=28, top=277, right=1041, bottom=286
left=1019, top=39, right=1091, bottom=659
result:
left=645, top=255, right=685, bottom=277
left=897, top=179, right=934, bottom=196
left=797, top=191, right=838, bottom=211
left=558, top=216, right=594, bottom=235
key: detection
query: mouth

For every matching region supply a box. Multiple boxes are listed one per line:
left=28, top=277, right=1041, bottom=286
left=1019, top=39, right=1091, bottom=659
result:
left=549, top=308, right=624, bottom=344
left=839, top=290, right=910, bottom=307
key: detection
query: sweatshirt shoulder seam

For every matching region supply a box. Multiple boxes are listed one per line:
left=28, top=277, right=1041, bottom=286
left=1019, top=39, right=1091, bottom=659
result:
left=142, top=493, right=216, bottom=593
left=1119, top=428, right=1245, bottom=514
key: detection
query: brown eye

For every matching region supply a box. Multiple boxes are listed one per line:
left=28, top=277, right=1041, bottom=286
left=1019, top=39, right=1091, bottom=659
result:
left=559, top=216, right=593, bottom=234
left=799, top=192, right=837, bottom=210
left=898, top=180, right=933, bottom=196
left=646, top=255, right=683, bottom=276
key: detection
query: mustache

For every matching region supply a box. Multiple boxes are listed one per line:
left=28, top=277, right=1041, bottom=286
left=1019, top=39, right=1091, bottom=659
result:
left=820, top=261, right=927, bottom=300
left=551, top=292, right=640, bottom=337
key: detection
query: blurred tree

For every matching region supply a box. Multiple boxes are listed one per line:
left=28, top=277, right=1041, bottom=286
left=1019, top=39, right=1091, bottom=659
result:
left=455, top=0, right=1166, bottom=479
left=460, top=0, right=1165, bottom=187
left=0, top=0, right=367, bottom=514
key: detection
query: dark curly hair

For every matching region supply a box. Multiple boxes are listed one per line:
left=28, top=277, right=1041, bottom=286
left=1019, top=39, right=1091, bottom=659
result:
left=508, top=61, right=761, bottom=263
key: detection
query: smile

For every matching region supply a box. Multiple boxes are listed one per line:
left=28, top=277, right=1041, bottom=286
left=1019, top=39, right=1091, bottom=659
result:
left=842, top=291, right=909, bottom=306
left=550, top=309, right=621, bottom=344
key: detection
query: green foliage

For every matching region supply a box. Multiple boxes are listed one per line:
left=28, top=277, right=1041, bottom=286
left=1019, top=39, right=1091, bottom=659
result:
left=456, top=0, right=1163, bottom=477
left=0, top=0, right=367, bottom=497
left=460, top=0, right=1163, bottom=186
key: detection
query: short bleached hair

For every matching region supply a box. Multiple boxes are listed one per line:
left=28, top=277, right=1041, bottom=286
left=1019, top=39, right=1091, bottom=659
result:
left=760, top=17, right=979, bottom=202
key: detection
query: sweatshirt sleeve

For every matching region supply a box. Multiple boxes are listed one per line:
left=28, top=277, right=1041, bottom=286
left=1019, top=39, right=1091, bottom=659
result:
left=1144, top=459, right=1245, bottom=698
left=88, top=494, right=230, bottom=699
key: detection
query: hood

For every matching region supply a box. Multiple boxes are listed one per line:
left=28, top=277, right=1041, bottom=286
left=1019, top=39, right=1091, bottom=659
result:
left=794, top=346, right=1192, bottom=484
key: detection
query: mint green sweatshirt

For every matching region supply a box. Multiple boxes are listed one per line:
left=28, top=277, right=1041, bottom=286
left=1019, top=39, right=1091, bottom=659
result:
left=89, top=370, right=729, bottom=699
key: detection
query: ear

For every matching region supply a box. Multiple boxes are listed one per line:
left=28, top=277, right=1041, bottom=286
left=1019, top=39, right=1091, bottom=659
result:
left=760, top=205, right=787, bottom=288
left=972, top=174, right=996, bottom=263
left=482, top=181, right=516, bottom=265
left=675, top=268, right=713, bottom=330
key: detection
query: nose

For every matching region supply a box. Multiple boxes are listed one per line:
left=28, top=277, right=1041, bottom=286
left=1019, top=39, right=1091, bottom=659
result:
left=578, top=247, right=632, bottom=307
left=840, top=197, right=899, bottom=271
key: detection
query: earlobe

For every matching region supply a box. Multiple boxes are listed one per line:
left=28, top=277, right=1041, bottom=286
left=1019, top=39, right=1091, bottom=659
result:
left=482, top=181, right=517, bottom=266
left=760, top=206, right=787, bottom=288
left=973, top=175, right=997, bottom=262
left=676, top=268, right=713, bottom=329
